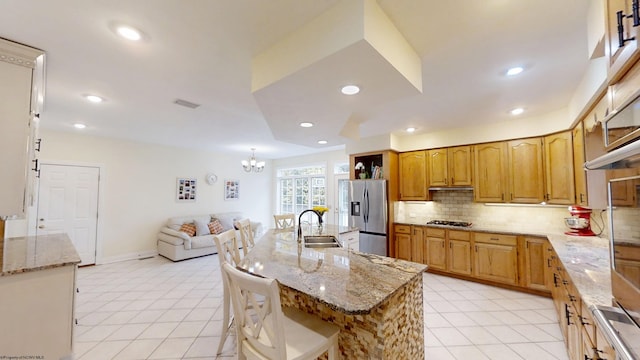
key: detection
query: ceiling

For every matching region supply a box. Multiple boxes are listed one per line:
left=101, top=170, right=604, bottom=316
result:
left=0, top=0, right=590, bottom=159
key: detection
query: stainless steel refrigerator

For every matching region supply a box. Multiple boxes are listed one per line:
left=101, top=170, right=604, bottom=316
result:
left=348, top=179, right=388, bottom=256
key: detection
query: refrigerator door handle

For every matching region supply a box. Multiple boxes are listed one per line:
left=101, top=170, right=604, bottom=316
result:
left=364, top=188, right=369, bottom=223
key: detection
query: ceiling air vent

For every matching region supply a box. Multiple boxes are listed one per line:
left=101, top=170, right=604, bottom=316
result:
left=173, top=98, right=201, bottom=109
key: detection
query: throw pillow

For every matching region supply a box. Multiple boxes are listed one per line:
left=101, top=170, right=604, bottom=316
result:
left=179, top=223, right=196, bottom=237
left=194, top=219, right=210, bottom=236
left=208, top=219, right=224, bottom=235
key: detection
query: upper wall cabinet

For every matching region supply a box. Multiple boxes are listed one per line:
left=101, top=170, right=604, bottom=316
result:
left=605, top=0, right=640, bottom=82
left=544, top=131, right=576, bottom=205
left=399, top=150, right=429, bottom=200
left=507, top=138, right=545, bottom=203
left=427, top=146, right=472, bottom=188
left=572, top=122, right=589, bottom=206
left=0, top=38, right=45, bottom=217
left=473, top=142, right=508, bottom=202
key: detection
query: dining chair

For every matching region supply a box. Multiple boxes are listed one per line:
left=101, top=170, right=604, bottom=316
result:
left=235, top=218, right=255, bottom=256
left=273, top=214, right=295, bottom=231
left=221, top=262, right=340, bottom=360
left=213, top=229, right=243, bottom=355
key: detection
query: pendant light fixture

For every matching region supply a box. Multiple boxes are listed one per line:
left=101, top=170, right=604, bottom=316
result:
left=242, top=148, right=265, bottom=173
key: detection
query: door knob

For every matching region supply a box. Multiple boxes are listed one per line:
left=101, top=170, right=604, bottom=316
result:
left=38, top=225, right=45, bottom=229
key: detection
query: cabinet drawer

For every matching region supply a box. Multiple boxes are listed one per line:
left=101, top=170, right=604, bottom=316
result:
left=395, top=224, right=411, bottom=234
left=474, top=232, right=517, bottom=246
left=449, top=230, right=471, bottom=241
left=425, top=227, right=445, bottom=238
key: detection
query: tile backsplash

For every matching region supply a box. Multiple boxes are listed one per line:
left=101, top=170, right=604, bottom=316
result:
left=394, top=190, right=609, bottom=236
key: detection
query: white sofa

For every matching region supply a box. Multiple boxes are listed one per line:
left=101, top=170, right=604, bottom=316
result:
left=157, top=212, right=262, bottom=261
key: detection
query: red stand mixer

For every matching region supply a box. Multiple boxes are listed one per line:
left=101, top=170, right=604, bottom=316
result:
left=564, top=205, right=596, bottom=236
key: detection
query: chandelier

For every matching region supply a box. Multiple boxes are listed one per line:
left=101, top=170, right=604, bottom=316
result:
left=242, top=148, right=265, bottom=173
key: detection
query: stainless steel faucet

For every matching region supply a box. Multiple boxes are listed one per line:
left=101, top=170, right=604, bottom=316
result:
left=297, top=209, right=323, bottom=241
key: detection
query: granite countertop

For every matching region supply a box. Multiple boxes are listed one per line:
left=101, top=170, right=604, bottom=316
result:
left=240, top=226, right=427, bottom=315
left=395, top=220, right=614, bottom=307
left=546, top=234, right=613, bottom=307
left=1, top=233, right=81, bottom=276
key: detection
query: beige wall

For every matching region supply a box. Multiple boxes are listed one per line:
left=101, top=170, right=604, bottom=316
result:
left=14, top=130, right=272, bottom=263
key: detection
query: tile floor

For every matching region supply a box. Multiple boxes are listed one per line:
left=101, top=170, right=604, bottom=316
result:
left=73, top=255, right=569, bottom=360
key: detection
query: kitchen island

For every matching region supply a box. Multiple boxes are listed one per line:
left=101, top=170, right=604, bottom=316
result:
left=239, top=226, right=427, bottom=359
left=0, top=233, right=81, bottom=359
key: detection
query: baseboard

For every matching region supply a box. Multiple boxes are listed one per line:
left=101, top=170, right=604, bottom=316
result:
left=98, top=249, right=158, bottom=265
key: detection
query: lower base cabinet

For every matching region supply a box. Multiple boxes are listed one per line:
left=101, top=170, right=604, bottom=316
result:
left=425, top=236, right=446, bottom=271
left=0, top=264, right=76, bottom=358
left=473, top=233, right=518, bottom=285
left=447, top=230, right=472, bottom=275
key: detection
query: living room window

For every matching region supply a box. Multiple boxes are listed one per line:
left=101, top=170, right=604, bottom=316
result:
left=277, top=165, right=326, bottom=224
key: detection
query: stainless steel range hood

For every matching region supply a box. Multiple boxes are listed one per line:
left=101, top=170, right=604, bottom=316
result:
left=584, top=139, right=640, bottom=170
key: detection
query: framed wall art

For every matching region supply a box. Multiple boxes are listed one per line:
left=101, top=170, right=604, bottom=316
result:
left=224, top=179, right=239, bottom=201
left=176, top=177, right=197, bottom=202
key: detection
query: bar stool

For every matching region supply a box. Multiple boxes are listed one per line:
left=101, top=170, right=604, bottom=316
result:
left=234, top=218, right=255, bottom=256
left=213, top=229, right=242, bottom=355
left=221, top=262, right=340, bottom=360
left=273, top=214, right=295, bottom=231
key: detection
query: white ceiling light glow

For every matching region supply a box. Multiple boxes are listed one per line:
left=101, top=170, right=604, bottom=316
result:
left=116, top=25, right=142, bottom=41
left=506, top=66, right=524, bottom=76
left=317, top=140, right=328, bottom=144
left=73, top=123, right=86, bottom=129
left=406, top=127, right=416, bottom=133
left=510, top=107, right=524, bottom=115
left=340, top=85, right=360, bottom=95
left=84, top=95, right=104, bottom=103
left=299, top=122, right=314, bottom=128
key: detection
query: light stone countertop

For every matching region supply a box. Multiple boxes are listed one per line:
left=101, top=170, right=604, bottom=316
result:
left=546, top=234, right=613, bottom=307
left=395, top=220, right=614, bottom=307
left=239, top=226, right=427, bottom=315
left=1, top=233, right=81, bottom=276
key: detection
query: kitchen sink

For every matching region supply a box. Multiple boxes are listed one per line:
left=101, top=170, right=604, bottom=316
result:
left=304, top=235, right=341, bottom=248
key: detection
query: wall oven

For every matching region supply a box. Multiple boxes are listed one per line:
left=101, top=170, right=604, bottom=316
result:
left=585, top=104, right=640, bottom=359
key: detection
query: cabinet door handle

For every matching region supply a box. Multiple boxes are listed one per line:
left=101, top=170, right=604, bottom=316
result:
left=490, top=237, right=499, bottom=241
left=35, top=138, right=42, bottom=152
left=634, top=0, right=640, bottom=26
left=618, top=10, right=636, bottom=47
left=451, top=177, right=454, bottom=185
left=32, top=159, right=41, bottom=178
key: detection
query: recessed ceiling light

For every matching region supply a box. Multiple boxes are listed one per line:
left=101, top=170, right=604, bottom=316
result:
left=510, top=107, right=524, bottom=115
left=300, top=122, right=314, bottom=128
left=317, top=140, right=328, bottom=145
left=116, top=25, right=142, bottom=41
left=73, top=123, right=86, bottom=129
left=406, top=127, right=416, bottom=133
left=506, top=66, right=524, bottom=76
left=85, top=95, right=104, bottom=103
left=341, top=85, right=360, bottom=95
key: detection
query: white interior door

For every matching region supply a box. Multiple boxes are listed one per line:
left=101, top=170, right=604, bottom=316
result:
left=37, top=164, right=99, bottom=266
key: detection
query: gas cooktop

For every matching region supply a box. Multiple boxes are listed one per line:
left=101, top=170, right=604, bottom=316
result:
left=426, top=220, right=473, bottom=227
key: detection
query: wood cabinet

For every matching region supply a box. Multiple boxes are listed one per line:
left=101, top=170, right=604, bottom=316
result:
left=394, top=224, right=412, bottom=261
left=522, top=237, right=549, bottom=292
left=605, top=0, right=640, bottom=82
left=544, top=131, right=576, bottom=205
left=473, top=142, right=508, bottom=202
left=473, top=232, right=518, bottom=285
left=393, top=224, right=425, bottom=263
left=0, top=39, right=45, bottom=217
left=425, top=237, right=446, bottom=271
left=427, top=146, right=472, bottom=187
left=572, top=122, right=588, bottom=206
left=411, top=226, right=424, bottom=263
left=507, top=138, right=545, bottom=203
left=399, top=150, right=428, bottom=200
left=447, top=230, right=471, bottom=275
left=595, top=324, right=617, bottom=359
